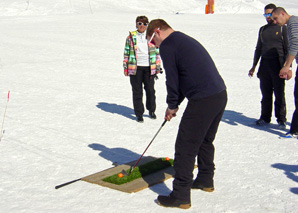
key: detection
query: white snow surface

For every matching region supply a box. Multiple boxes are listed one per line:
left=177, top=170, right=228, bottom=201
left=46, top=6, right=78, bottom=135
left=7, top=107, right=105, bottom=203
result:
left=0, top=0, right=298, bottom=212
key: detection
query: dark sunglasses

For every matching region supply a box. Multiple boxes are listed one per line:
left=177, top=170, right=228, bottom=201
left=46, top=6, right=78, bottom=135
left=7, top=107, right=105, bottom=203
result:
left=263, top=13, right=272, bottom=18
left=137, top=22, right=148, bottom=26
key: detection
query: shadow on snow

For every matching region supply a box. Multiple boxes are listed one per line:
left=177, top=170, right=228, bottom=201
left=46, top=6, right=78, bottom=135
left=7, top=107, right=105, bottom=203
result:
left=96, top=102, right=157, bottom=120
left=90, top=108, right=290, bottom=194
left=221, top=110, right=289, bottom=136
left=271, top=163, right=298, bottom=195
left=88, top=143, right=172, bottom=195
left=96, top=104, right=288, bottom=137
left=96, top=102, right=136, bottom=120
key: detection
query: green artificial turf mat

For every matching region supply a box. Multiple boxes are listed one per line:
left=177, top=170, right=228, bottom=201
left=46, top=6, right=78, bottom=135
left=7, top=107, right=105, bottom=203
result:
left=102, top=157, right=173, bottom=185
left=81, top=156, right=176, bottom=193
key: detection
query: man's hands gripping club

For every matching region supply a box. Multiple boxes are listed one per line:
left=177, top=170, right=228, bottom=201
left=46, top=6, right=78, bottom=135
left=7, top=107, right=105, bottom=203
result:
left=165, top=107, right=179, bottom=121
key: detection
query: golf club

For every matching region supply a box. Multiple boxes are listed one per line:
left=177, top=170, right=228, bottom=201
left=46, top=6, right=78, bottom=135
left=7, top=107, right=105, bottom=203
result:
left=122, top=119, right=167, bottom=176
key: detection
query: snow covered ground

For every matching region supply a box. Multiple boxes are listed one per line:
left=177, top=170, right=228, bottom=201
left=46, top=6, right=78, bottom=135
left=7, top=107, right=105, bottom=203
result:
left=0, top=0, right=298, bottom=212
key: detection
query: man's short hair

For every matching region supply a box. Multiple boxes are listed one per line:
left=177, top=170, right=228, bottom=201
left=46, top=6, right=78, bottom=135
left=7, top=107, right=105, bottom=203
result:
left=146, top=19, right=172, bottom=38
left=272, top=7, right=288, bottom=15
left=136, top=16, right=149, bottom=24
left=265, top=3, right=276, bottom=10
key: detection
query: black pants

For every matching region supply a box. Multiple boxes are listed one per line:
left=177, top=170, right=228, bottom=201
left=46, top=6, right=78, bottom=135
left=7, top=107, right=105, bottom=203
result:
left=130, top=66, right=156, bottom=117
left=171, top=90, right=227, bottom=202
left=290, top=66, right=298, bottom=134
left=258, top=58, right=286, bottom=123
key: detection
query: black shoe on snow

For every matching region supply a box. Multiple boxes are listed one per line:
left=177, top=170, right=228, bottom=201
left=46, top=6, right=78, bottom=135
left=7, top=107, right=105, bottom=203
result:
left=256, top=119, right=269, bottom=126
left=278, top=121, right=286, bottom=129
left=157, top=195, right=191, bottom=209
left=149, top=111, right=157, bottom=119
left=191, top=182, right=214, bottom=192
left=136, top=116, right=144, bottom=123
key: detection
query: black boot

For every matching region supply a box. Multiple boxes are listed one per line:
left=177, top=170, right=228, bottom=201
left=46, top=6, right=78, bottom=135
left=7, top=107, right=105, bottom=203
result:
left=157, top=195, right=191, bottom=209
left=136, top=115, right=144, bottom=123
left=191, top=180, right=214, bottom=192
left=149, top=111, right=157, bottom=119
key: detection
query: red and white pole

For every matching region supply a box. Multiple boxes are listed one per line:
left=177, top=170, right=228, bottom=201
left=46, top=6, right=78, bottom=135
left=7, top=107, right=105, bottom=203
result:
left=0, top=90, right=10, bottom=142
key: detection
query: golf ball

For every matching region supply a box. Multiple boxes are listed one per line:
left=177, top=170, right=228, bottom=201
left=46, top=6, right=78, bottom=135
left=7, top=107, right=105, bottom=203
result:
left=165, top=157, right=170, bottom=161
left=118, top=173, right=123, bottom=178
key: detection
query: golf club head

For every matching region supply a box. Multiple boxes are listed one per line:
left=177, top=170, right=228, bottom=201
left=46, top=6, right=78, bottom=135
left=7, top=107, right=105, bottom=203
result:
left=121, top=167, right=132, bottom=176
left=121, top=169, right=129, bottom=176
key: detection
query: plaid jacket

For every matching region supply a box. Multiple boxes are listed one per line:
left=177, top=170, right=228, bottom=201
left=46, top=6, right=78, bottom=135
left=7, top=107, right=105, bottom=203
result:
left=123, top=30, right=161, bottom=75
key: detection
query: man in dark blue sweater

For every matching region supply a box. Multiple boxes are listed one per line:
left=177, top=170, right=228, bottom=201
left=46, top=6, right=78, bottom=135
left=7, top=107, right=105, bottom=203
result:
left=146, top=19, right=227, bottom=209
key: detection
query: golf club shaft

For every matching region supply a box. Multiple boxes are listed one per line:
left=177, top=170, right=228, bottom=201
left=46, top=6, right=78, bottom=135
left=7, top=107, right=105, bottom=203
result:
left=55, top=178, right=81, bottom=189
left=128, top=119, right=167, bottom=174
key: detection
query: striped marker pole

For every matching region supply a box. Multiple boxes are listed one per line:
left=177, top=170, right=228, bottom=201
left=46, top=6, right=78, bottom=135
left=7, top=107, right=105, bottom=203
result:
left=0, top=91, right=10, bottom=142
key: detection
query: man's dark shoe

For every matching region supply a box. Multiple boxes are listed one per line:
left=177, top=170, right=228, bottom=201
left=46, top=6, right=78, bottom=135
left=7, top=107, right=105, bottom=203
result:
left=256, top=118, right=269, bottom=126
left=149, top=111, right=157, bottom=119
left=136, top=115, right=144, bottom=123
left=278, top=121, right=286, bottom=129
left=157, top=195, right=191, bottom=209
left=191, top=182, right=214, bottom=192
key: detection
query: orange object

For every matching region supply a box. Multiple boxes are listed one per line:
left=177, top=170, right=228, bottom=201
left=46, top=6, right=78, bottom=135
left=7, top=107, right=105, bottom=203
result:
left=118, top=173, right=123, bottom=178
left=205, top=4, right=209, bottom=14
left=165, top=157, right=170, bottom=161
left=206, top=0, right=214, bottom=14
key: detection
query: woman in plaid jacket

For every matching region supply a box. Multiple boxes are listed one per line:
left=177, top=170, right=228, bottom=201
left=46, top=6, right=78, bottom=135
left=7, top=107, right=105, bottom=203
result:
left=123, top=16, right=162, bottom=122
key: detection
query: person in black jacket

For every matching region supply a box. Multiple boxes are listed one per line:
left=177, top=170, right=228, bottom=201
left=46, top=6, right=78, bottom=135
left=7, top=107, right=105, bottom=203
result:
left=146, top=19, right=227, bottom=209
left=248, top=3, right=288, bottom=128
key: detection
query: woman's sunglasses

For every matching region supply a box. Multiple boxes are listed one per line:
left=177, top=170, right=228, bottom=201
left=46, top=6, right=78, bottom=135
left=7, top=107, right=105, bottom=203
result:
left=137, top=22, right=148, bottom=26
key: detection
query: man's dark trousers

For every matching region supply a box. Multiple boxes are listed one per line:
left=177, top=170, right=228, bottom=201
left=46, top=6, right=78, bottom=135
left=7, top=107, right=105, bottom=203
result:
left=290, top=67, right=298, bottom=134
left=258, top=58, right=286, bottom=123
left=171, top=90, right=227, bottom=202
left=130, top=66, right=156, bottom=117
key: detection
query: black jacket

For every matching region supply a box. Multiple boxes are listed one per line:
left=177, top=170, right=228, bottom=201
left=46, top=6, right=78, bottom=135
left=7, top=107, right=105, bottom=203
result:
left=253, top=23, right=288, bottom=67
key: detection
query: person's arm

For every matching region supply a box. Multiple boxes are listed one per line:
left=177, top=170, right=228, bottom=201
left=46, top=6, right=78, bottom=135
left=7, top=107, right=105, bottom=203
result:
left=248, top=27, right=263, bottom=77
left=155, top=48, right=162, bottom=74
left=160, top=45, right=181, bottom=110
left=280, top=19, right=298, bottom=79
left=123, top=34, right=131, bottom=76
left=279, top=55, right=295, bottom=79
left=282, top=25, right=289, bottom=56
